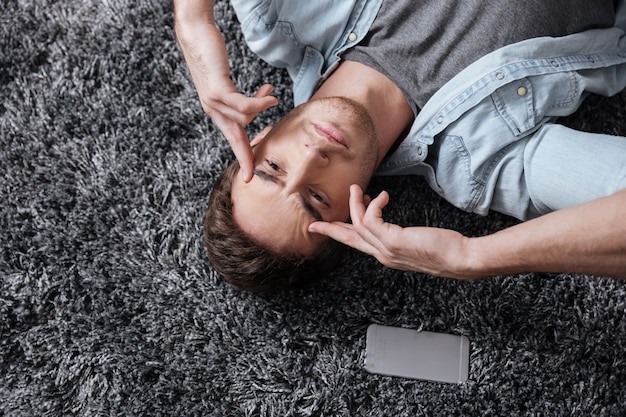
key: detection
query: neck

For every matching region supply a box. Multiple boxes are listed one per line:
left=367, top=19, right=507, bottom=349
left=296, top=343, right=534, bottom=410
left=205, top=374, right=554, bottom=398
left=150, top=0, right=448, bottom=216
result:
left=311, top=60, right=414, bottom=164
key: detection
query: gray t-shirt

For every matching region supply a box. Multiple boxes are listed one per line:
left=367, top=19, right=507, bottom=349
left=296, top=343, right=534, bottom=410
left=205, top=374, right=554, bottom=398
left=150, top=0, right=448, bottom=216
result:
left=343, top=0, right=616, bottom=113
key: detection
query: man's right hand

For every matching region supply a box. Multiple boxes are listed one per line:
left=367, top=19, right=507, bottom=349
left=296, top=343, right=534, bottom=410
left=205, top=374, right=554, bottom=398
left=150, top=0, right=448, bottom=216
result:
left=173, top=0, right=278, bottom=181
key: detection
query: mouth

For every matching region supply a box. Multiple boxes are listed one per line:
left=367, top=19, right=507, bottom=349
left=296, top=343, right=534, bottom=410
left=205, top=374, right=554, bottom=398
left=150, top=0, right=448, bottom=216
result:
left=312, top=122, right=349, bottom=149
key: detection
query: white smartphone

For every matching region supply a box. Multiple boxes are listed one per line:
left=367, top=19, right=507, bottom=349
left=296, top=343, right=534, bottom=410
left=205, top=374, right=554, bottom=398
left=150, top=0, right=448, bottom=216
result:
left=365, top=324, right=470, bottom=384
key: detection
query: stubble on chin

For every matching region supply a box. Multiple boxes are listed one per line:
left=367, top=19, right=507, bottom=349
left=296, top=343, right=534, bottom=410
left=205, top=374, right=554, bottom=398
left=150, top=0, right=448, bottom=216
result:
left=325, top=97, right=380, bottom=179
left=284, top=96, right=380, bottom=181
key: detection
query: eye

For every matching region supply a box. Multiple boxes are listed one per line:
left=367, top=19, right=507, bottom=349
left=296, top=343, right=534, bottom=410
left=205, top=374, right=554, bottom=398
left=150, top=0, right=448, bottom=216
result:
left=265, top=159, right=281, bottom=171
left=310, top=189, right=329, bottom=206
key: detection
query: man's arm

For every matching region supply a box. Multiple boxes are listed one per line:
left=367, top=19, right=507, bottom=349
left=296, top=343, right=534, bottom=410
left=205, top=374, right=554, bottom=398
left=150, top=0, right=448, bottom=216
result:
left=172, top=0, right=277, bottom=181
left=467, top=187, right=626, bottom=279
left=308, top=185, right=626, bottom=279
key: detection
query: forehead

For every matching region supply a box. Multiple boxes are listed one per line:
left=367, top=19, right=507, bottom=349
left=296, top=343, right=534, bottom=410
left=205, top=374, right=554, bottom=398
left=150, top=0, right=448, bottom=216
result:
left=230, top=169, right=325, bottom=257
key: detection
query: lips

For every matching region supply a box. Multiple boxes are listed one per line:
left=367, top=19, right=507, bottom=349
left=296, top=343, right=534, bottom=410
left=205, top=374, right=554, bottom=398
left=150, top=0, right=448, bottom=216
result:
left=312, top=123, right=348, bottom=149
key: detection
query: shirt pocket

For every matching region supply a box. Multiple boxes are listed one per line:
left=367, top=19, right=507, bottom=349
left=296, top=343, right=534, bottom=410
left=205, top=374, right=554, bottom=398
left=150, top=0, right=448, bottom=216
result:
left=490, top=71, right=581, bottom=136
left=426, top=134, right=486, bottom=213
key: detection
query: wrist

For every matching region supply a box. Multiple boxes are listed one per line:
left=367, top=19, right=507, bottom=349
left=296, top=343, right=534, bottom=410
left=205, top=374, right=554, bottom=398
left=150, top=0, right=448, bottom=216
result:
left=454, top=236, right=490, bottom=280
left=173, top=0, right=215, bottom=29
left=457, top=232, right=529, bottom=280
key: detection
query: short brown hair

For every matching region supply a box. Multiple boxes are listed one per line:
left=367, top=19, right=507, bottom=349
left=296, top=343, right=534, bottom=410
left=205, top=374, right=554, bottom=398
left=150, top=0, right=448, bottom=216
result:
left=203, top=161, right=345, bottom=292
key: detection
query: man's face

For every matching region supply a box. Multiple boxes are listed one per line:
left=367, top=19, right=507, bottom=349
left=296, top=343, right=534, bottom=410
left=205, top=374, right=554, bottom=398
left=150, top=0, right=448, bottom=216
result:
left=231, top=97, right=379, bottom=256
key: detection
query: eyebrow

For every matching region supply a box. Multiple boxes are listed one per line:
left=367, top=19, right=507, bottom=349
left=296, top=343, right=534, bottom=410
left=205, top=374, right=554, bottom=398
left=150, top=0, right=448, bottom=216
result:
left=253, top=169, right=323, bottom=221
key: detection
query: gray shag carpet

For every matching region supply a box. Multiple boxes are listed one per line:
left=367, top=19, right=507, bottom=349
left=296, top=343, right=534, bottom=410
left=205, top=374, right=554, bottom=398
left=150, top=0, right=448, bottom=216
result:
left=2, top=0, right=626, bottom=415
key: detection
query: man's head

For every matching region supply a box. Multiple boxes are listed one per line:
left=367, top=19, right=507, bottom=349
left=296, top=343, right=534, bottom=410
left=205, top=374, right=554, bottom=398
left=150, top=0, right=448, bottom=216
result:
left=204, top=97, right=379, bottom=292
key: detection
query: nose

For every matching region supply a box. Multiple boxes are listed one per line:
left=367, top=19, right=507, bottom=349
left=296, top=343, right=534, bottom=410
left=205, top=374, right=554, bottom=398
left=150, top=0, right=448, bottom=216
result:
left=302, top=142, right=330, bottom=165
left=283, top=143, right=328, bottom=195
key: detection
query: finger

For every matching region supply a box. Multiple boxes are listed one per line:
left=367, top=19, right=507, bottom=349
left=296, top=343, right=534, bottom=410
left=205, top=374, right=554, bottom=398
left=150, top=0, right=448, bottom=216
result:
left=245, top=93, right=279, bottom=112
left=346, top=185, right=387, bottom=250
left=347, top=184, right=368, bottom=225
left=254, top=84, right=276, bottom=98
left=208, top=97, right=273, bottom=126
left=347, top=188, right=400, bottom=257
left=308, top=220, right=354, bottom=237
left=358, top=191, right=405, bottom=259
left=230, top=136, right=255, bottom=182
left=219, top=92, right=277, bottom=123
left=363, top=190, right=390, bottom=223
left=308, top=221, right=378, bottom=255
left=212, top=114, right=255, bottom=181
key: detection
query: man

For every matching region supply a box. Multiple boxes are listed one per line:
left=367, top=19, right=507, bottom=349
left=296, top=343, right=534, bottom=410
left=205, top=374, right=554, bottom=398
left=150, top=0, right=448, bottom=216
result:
left=174, top=0, right=626, bottom=292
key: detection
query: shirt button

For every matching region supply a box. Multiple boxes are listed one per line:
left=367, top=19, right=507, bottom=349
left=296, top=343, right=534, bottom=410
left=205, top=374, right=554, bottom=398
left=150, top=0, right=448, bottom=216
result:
left=348, top=32, right=357, bottom=42
left=496, top=72, right=505, bottom=80
left=517, top=86, right=528, bottom=96
left=436, top=116, right=444, bottom=124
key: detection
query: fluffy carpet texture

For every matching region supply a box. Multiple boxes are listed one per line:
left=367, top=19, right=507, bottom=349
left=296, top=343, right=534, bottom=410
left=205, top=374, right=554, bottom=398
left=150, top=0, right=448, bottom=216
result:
left=2, top=0, right=626, bottom=415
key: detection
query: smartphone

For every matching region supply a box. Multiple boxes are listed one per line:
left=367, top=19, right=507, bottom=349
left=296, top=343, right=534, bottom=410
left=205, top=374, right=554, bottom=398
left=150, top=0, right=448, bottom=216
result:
left=365, top=324, right=470, bottom=384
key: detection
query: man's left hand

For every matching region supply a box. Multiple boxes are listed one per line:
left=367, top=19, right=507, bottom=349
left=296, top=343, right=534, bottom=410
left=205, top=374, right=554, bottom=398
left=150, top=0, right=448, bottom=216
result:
left=308, top=185, right=472, bottom=278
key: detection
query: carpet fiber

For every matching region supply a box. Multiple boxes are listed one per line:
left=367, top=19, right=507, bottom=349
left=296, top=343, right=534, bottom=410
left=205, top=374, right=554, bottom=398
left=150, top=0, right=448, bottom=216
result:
left=2, top=0, right=626, bottom=415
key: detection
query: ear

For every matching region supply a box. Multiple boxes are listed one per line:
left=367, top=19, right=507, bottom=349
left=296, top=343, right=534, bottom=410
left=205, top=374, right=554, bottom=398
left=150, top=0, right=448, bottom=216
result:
left=250, top=126, right=273, bottom=146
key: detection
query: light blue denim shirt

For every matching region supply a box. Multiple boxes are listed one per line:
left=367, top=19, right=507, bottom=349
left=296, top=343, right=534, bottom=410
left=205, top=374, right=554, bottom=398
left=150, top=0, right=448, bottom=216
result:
left=231, top=0, right=626, bottom=220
